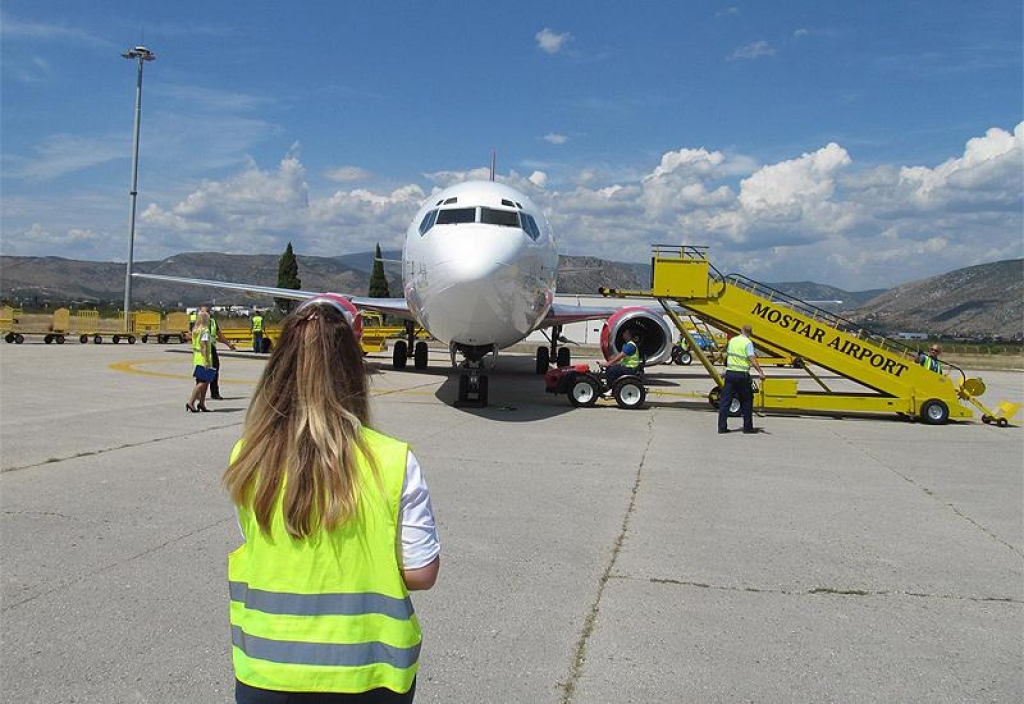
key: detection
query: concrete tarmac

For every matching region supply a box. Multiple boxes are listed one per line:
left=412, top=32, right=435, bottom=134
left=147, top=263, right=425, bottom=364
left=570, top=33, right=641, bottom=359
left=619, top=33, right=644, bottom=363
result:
left=1, top=342, right=1022, bottom=703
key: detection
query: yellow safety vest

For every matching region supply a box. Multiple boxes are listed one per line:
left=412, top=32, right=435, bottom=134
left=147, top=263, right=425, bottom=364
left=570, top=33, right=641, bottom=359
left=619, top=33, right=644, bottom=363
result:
left=920, top=355, right=942, bottom=374
left=251, top=315, right=264, bottom=333
left=192, top=326, right=209, bottom=367
left=189, top=311, right=197, bottom=325
left=622, top=341, right=641, bottom=369
left=228, top=429, right=420, bottom=694
left=725, top=335, right=752, bottom=373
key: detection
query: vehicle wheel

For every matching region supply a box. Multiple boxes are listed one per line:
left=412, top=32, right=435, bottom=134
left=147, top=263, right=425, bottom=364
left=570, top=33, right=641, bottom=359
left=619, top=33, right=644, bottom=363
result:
left=920, top=399, right=949, bottom=425
left=536, top=346, right=550, bottom=374
left=15, top=333, right=25, bottom=344
left=556, top=347, right=571, bottom=368
left=113, top=335, right=121, bottom=344
left=567, top=376, right=600, bottom=408
left=393, top=340, right=408, bottom=369
left=128, top=335, right=136, bottom=344
left=477, top=375, right=489, bottom=406
left=613, top=378, right=647, bottom=409
left=677, top=350, right=693, bottom=365
left=708, top=388, right=741, bottom=416
left=4, top=333, right=14, bottom=343
left=80, top=334, right=89, bottom=344
left=997, top=418, right=1009, bottom=428
left=414, top=341, right=428, bottom=369
left=981, top=414, right=992, bottom=424
left=792, top=357, right=805, bottom=369
left=56, top=335, right=65, bottom=344
left=45, top=334, right=54, bottom=344
left=93, top=335, right=102, bottom=344
left=141, top=334, right=149, bottom=343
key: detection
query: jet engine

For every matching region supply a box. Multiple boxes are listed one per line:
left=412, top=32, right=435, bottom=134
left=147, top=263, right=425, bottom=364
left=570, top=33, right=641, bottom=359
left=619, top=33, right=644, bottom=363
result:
left=600, top=307, right=673, bottom=366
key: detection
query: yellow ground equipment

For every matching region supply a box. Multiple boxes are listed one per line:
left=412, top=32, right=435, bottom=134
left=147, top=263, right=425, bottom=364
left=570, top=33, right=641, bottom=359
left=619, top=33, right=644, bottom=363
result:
left=3, top=307, right=72, bottom=344
left=72, top=310, right=102, bottom=343
left=602, top=245, right=1018, bottom=426
left=139, top=311, right=191, bottom=343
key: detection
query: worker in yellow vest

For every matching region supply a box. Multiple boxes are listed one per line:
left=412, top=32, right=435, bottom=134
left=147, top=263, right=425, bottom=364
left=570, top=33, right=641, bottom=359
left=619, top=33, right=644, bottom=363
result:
left=200, top=306, right=236, bottom=400
left=250, top=311, right=264, bottom=353
left=718, top=324, right=765, bottom=434
left=919, top=344, right=943, bottom=374
left=602, top=328, right=642, bottom=388
left=224, top=295, right=440, bottom=702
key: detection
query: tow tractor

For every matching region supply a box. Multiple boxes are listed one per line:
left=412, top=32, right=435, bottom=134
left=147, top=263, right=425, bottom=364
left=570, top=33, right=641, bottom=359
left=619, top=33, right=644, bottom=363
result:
left=544, top=363, right=647, bottom=409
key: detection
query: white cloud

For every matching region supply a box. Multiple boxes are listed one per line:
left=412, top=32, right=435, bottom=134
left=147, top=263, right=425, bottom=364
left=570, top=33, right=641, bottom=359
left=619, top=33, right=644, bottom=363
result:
left=6, top=124, right=1021, bottom=291
left=731, top=41, right=775, bottom=60
left=794, top=28, right=810, bottom=39
left=544, top=133, right=569, bottom=145
left=0, top=12, right=111, bottom=47
left=323, top=166, right=372, bottom=183
left=2, top=133, right=126, bottom=182
left=536, top=28, right=571, bottom=55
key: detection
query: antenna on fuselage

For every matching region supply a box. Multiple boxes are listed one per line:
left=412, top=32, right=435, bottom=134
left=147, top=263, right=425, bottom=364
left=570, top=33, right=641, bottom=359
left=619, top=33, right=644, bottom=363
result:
left=489, top=150, right=496, bottom=181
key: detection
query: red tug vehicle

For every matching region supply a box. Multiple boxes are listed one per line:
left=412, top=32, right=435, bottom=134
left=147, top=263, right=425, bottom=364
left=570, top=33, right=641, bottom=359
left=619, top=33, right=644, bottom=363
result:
left=544, top=363, right=647, bottom=409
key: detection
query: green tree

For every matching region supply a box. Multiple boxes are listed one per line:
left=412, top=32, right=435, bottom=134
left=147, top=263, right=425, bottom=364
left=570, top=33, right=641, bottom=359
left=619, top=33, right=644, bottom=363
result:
left=276, top=242, right=302, bottom=312
left=368, top=243, right=391, bottom=298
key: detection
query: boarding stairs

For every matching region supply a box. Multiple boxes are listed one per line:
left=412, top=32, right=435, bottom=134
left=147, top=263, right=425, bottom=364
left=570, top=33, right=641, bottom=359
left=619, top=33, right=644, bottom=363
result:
left=602, top=245, right=1018, bottom=426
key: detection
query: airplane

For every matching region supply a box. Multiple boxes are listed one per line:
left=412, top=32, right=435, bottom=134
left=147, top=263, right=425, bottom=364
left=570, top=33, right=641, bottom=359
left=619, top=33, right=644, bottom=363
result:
left=135, top=179, right=675, bottom=406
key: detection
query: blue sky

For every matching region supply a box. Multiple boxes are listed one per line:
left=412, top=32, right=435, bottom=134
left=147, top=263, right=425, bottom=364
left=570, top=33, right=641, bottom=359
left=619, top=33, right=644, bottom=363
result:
left=2, top=1, right=1021, bottom=290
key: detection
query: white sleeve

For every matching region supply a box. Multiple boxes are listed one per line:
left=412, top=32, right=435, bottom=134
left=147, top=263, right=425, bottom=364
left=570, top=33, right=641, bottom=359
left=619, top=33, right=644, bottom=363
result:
left=398, top=450, right=440, bottom=570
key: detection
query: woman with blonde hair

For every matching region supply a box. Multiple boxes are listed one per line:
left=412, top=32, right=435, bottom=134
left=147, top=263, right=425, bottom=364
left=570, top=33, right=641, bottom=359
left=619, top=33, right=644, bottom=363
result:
left=187, top=310, right=213, bottom=412
left=224, top=296, right=440, bottom=703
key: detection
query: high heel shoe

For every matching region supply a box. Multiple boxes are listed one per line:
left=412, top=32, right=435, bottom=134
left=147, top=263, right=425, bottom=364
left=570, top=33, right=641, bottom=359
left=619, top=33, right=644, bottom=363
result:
left=197, top=405, right=211, bottom=412
left=185, top=403, right=197, bottom=413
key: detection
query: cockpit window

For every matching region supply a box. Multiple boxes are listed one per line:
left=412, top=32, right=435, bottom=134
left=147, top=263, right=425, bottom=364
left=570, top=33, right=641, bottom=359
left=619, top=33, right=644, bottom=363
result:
left=418, top=209, right=438, bottom=236
left=435, top=207, right=476, bottom=225
left=521, top=213, right=542, bottom=241
left=480, top=207, right=520, bottom=227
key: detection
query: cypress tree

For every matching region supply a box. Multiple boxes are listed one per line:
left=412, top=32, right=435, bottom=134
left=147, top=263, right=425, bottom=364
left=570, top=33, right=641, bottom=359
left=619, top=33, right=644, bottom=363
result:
left=368, top=243, right=391, bottom=298
left=276, top=242, right=302, bottom=312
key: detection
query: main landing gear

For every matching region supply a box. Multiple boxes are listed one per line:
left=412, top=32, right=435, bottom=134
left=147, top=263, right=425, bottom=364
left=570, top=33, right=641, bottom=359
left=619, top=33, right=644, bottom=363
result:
left=392, top=321, right=430, bottom=371
left=535, top=325, right=571, bottom=374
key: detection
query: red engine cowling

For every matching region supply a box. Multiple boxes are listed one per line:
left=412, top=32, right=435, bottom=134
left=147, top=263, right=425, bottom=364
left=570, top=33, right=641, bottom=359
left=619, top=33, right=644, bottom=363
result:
left=600, top=307, right=673, bottom=366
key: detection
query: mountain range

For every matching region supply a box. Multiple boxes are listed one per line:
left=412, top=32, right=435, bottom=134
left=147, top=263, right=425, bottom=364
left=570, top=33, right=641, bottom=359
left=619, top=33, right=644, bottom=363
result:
left=1, top=252, right=1020, bottom=339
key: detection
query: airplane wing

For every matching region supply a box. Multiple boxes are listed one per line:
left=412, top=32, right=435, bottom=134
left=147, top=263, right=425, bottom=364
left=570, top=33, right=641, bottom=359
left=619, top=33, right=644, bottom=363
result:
left=541, top=302, right=630, bottom=327
left=132, top=273, right=414, bottom=319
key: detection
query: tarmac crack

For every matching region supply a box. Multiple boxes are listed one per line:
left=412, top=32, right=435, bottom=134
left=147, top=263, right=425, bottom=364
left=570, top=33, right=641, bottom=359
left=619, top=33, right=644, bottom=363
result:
left=559, top=414, right=655, bottom=704
left=829, top=431, right=1023, bottom=560
left=1, top=515, right=235, bottom=613
left=1, top=422, right=241, bottom=474
left=631, top=575, right=1023, bottom=604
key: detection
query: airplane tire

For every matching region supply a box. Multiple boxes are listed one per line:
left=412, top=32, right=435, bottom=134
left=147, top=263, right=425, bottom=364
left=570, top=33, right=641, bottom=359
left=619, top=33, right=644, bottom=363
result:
left=920, top=399, right=949, bottom=425
left=536, top=346, right=550, bottom=374
left=414, top=341, right=428, bottom=369
left=567, top=376, right=600, bottom=407
left=556, top=347, right=571, bottom=368
left=613, top=378, right=646, bottom=409
left=393, top=340, right=408, bottom=369
left=477, top=375, right=489, bottom=406
left=457, top=373, right=468, bottom=402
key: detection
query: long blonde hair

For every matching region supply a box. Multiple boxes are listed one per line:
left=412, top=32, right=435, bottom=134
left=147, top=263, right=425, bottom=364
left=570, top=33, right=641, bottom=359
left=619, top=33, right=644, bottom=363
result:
left=223, top=300, right=376, bottom=539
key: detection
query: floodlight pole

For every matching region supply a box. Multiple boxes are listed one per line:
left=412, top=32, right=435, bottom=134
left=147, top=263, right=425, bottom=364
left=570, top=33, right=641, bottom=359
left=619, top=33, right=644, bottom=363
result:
left=121, top=46, right=155, bottom=333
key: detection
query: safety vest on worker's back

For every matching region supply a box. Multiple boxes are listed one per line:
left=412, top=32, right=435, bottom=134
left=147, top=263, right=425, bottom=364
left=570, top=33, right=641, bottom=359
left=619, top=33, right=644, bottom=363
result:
left=251, top=315, right=264, bottom=333
left=209, top=318, right=219, bottom=348
left=725, top=335, right=752, bottom=373
left=622, top=340, right=641, bottom=369
left=920, top=354, right=942, bottom=374
left=228, top=429, right=420, bottom=694
left=189, top=311, right=197, bottom=326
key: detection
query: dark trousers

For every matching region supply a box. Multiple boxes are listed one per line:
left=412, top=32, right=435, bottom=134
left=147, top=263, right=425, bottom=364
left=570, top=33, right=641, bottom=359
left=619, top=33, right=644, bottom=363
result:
left=236, top=679, right=415, bottom=704
left=210, top=346, right=221, bottom=397
left=718, top=370, right=754, bottom=432
left=253, top=332, right=263, bottom=353
left=605, top=364, right=639, bottom=388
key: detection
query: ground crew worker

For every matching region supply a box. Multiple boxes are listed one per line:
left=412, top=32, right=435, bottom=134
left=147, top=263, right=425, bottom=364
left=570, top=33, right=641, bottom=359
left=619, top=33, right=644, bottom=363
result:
left=718, top=324, right=765, bottom=434
left=224, top=296, right=439, bottom=702
left=920, top=344, right=943, bottom=373
left=602, top=328, right=642, bottom=388
left=250, top=310, right=264, bottom=353
left=201, top=306, right=236, bottom=400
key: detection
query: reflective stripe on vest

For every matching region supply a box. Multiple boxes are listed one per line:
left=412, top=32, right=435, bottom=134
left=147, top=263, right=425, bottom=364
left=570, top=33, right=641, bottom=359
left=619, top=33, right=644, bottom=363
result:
left=622, top=341, right=641, bottom=369
left=228, top=429, right=419, bottom=694
left=726, top=335, right=752, bottom=373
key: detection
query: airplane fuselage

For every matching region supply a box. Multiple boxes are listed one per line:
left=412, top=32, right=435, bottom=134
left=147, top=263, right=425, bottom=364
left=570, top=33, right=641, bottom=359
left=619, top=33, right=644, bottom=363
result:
left=402, top=181, right=558, bottom=351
